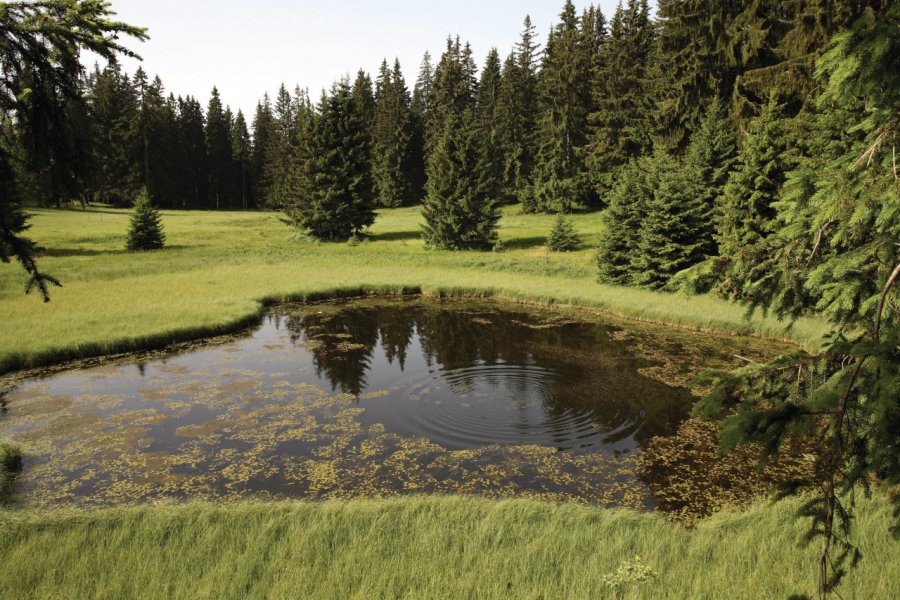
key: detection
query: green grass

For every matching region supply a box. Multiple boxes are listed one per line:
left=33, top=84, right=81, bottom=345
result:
left=0, top=495, right=896, bottom=599
left=1, top=206, right=874, bottom=599
left=0, top=440, right=21, bottom=498
left=0, top=205, right=828, bottom=374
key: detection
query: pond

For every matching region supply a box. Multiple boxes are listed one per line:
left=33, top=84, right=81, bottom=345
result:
left=0, top=298, right=785, bottom=509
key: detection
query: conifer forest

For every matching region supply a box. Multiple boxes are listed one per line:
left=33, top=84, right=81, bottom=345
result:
left=0, top=1, right=897, bottom=599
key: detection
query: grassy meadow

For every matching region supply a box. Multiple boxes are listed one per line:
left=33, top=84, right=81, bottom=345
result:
left=0, top=495, right=897, bottom=599
left=4, top=205, right=894, bottom=600
left=0, top=205, right=827, bottom=374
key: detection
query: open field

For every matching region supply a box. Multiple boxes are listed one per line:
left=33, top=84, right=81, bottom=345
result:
left=4, top=206, right=890, bottom=600
left=0, top=205, right=828, bottom=374
left=0, top=495, right=897, bottom=599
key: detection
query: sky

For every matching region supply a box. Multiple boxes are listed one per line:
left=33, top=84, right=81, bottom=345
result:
left=83, top=0, right=642, bottom=117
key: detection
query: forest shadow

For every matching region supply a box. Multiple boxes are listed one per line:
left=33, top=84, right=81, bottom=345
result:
left=371, top=230, right=422, bottom=242
left=38, top=245, right=190, bottom=257
left=501, top=235, right=551, bottom=250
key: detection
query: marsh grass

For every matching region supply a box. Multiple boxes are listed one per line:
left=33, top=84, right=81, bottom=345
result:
left=0, top=206, right=828, bottom=374
left=0, top=440, right=21, bottom=498
left=0, top=495, right=896, bottom=599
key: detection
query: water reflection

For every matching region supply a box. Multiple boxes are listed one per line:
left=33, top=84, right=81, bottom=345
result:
left=0, top=299, right=767, bottom=509
left=284, top=304, right=691, bottom=451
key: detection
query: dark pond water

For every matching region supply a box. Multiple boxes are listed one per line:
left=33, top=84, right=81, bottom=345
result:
left=0, top=299, right=780, bottom=509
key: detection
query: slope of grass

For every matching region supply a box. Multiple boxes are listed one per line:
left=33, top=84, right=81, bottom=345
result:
left=0, top=495, right=896, bottom=599
left=0, top=206, right=827, bottom=373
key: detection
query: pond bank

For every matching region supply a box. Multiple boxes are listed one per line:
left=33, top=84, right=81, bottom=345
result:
left=1, top=494, right=896, bottom=599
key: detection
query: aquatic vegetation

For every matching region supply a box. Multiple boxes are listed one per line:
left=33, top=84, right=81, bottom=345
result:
left=0, top=299, right=790, bottom=514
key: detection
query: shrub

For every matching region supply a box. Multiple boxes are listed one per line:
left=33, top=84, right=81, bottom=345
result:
left=547, top=215, right=579, bottom=252
left=126, top=189, right=166, bottom=251
left=0, top=439, right=22, bottom=498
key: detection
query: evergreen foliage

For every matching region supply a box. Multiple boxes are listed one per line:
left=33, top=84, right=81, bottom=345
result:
left=495, top=16, right=540, bottom=201
left=715, top=101, right=789, bottom=262
left=694, top=5, right=900, bottom=596
left=250, top=95, right=275, bottom=208
left=284, top=80, right=375, bottom=241
left=372, top=60, right=416, bottom=207
left=126, top=189, right=165, bottom=251
left=231, top=110, right=252, bottom=209
left=632, top=152, right=707, bottom=289
left=529, top=1, right=595, bottom=213
left=205, top=87, right=233, bottom=209
left=587, top=0, right=655, bottom=199
left=422, top=108, right=500, bottom=250
left=0, top=0, right=144, bottom=299
left=475, top=48, right=504, bottom=200
left=595, top=157, right=653, bottom=285
left=546, top=215, right=579, bottom=252
left=684, top=97, right=738, bottom=258
left=652, top=0, right=740, bottom=150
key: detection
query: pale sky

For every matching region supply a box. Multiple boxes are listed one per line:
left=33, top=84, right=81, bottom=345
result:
left=84, top=1, right=643, bottom=117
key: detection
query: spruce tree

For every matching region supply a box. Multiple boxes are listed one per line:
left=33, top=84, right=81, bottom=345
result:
left=495, top=16, right=540, bottom=202
left=409, top=52, right=434, bottom=201
left=284, top=80, right=375, bottom=241
left=421, top=108, right=500, bottom=251
left=716, top=101, right=789, bottom=260
left=475, top=48, right=504, bottom=199
left=595, top=156, right=653, bottom=285
left=126, top=189, right=165, bottom=251
left=530, top=1, right=595, bottom=213
left=684, top=97, right=737, bottom=257
left=263, top=84, right=296, bottom=208
left=695, top=6, right=899, bottom=595
left=175, top=96, right=208, bottom=208
left=547, top=215, right=579, bottom=252
left=205, top=87, right=232, bottom=209
left=372, top=59, right=416, bottom=208
left=652, top=0, right=740, bottom=150
left=88, top=62, right=142, bottom=206
left=588, top=0, right=656, bottom=198
left=232, top=110, right=252, bottom=209
left=351, top=69, right=376, bottom=206
left=250, top=94, right=275, bottom=208
left=632, top=152, right=707, bottom=288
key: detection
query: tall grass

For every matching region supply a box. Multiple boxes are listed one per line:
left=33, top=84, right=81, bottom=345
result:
left=0, top=495, right=896, bottom=599
left=0, top=206, right=828, bottom=374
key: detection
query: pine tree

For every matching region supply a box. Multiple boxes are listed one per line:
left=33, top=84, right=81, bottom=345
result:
left=175, top=96, right=208, bottom=208
left=126, top=188, right=165, bottom=251
left=372, top=59, right=416, bottom=207
left=530, top=1, right=595, bottom=213
left=88, top=62, right=142, bottom=206
left=632, top=152, right=707, bottom=288
left=588, top=0, right=656, bottom=198
left=652, top=0, right=740, bottom=150
left=205, top=87, right=232, bottom=209
left=250, top=94, right=275, bottom=208
left=232, top=110, right=252, bottom=209
left=263, top=84, right=296, bottom=208
left=496, top=16, right=540, bottom=201
left=547, top=215, right=579, bottom=252
left=284, top=80, right=375, bottom=241
left=475, top=48, right=504, bottom=199
left=595, top=156, right=654, bottom=285
left=421, top=108, right=500, bottom=250
left=716, top=101, right=789, bottom=261
left=684, top=97, right=737, bottom=257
